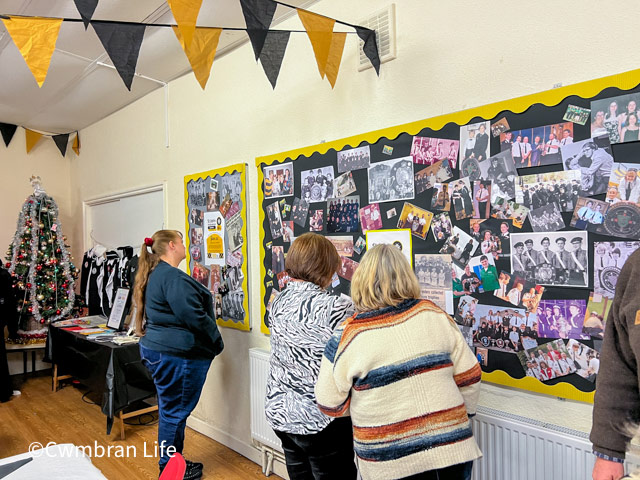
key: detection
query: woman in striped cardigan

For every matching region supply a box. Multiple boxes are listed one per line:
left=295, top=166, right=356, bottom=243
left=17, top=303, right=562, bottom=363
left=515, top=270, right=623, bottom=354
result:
left=315, top=244, right=482, bottom=480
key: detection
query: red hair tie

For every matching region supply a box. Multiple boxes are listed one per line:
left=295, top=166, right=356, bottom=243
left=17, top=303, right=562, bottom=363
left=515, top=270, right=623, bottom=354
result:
left=144, top=237, right=154, bottom=247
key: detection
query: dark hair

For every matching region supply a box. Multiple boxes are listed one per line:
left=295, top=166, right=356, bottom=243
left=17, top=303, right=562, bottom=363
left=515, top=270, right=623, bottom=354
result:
left=285, top=233, right=341, bottom=288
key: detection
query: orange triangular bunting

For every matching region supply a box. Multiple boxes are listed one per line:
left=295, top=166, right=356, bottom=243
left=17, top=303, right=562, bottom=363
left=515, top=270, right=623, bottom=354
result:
left=73, top=132, right=80, bottom=156
left=168, top=0, right=204, bottom=49
left=172, top=26, right=222, bottom=89
left=1, top=16, right=62, bottom=87
left=297, top=9, right=335, bottom=79
left=25, top=129, right=43, bottom=153
left=325, top=32, right=346, bottom=88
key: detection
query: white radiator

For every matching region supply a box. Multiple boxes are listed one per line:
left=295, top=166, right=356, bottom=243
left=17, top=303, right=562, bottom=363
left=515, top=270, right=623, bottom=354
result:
left=249, top=348, right=284, bottom=453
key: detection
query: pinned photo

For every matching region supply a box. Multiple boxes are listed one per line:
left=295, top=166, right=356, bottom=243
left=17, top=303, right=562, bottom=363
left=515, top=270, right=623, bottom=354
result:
left=563, top=105, right=591, bottom=125
left=415, top=254, right=453, bottom=313
left=466, top=254, right=500, bottom=293
left=460, top=150, right=517, bottom=203
left=266, top=290, right=279, bottom=312
left=594, top=241, right=640, bottom=299
left=272, top=246, right=285, bottom=274
left=282, top=221, right=294, bottom=243
left=566, top=339, right=599, bottom=382
left=359, top=203, right=383, bottom=233
left=326, top=236, right=354, bottom=257
left=471, top=218, right=511, bottom=260
left=300, top=166, right=335, bottom=203
left=397, top=202, right=433, bottom=240
left=334, top=171, right=357, bottom=197
left=386, top=208, right=397, bottom=219
left=354, top=236, right=366, bottom=255
left=516, top=170, right=581, bottom=212
left=190, top=245, right=202, bottom=262
left=500, top=122, right=574, bottom=167
left=536, top=300, right=588, bottom=339
left=449, top=177, right=474, bottom=221
left=277, top=271, right=292, bottom=290
left=607, top=162, right=640, bottom=204
left=309, top=210, right=324, bottom=232
left=529, top=203, right=565, bottom=232
left=266, top=201, right=284, bottom=239
left=415, top=159, right=454, bottom=194
left=368, top=157, right=415, bottom=203
left=494, top=271, right=544, bottom=313
left=582, top=291, right=613, bottom=339
left=291, top=197, right=310, bottom=227
left=439, top=226, right=479, bottom=269
left=337, top=145, right=370, bottom=173
left=561, top=135, right=613, bottom=196
left=263, top=162, right=294, bottom=198
left=518, top=340, right=575, bottom=382
left=190, top=227, right=203, bottom=246
left=207, top=191, right=220, bottom=211
left=411, top=136, right=459, bottom=167
left=430, top=183, right=451, bottom=211
left=226, top=213, right=244, bottom=253
left=459, top=121, right=490, bottom=170
left=570, top=197, right=608, bottom=233
left=190, top=208, right=204, bottom=226
left=473, top=180, right=491, bottom=219
left=382, top=145, right=394, bottom=155
left=591, top=93, right=640, bottom=144
left=338, top=257, right=359, bottom=281
left=491, top=198, right=529, bottom=228
left=431, top=212, right=453, bottom=243
left=491, top=117, right=510, bottom=137
left=210, top=264, right=221, bottom=293
left=192, top=262, right=210, bottom=288
left=327, top=196, right=360, bottom=233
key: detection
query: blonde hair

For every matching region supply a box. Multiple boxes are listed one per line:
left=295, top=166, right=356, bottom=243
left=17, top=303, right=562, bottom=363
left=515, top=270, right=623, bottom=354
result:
left=285, top=233, right=341, bottom=288
left=350, top=244, right=421, bottom=313
left=133, top=230, right=182, bottom=335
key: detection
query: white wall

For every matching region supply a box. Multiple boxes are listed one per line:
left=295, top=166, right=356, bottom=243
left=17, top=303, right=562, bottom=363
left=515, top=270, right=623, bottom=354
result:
left=38, top=0, right=640, bottom=470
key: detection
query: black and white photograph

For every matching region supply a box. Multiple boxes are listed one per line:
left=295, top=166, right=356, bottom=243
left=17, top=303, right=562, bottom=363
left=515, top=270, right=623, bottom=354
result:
left=563, top=105, right=590, bottom=125
left=220, top=172, right=244, bottom=204
left=471, top=218, right=511, bottom=260
left=334, top=171, right=357, bottom=197
left=607, top=162, right=640, bottom=204
left=226, top=213, right=244, bottom=252
left=367, top=157, right=415, bottom=203
left=453, top=295, right=478, bottom=327
left=511, top=231, right=588, bottom=287
left=337, top=145, right=370, bottom=173
left=518, top=340, right=575, bottom=381
left=190, top=207, right=204, bottom=226
left=415, top=254, right=453, bottom=313
left=459, top=120, right=490, bottom=169
left=411, top=136, right=459, bottom=167
left=529, top=203, right=565, bottom=232
left=300, top=166, right=335, bottom=203
left=291, top=197, right=310, bottom=227
left=266, top=201, right=284, bottom=239
left=591, top=92, right=640, bottom=144
left=449, top=177, right=473, bottom=220
left=460, top=150, right=517, bottom=199
left=516, top=170, right=581, bottom=212
left=415, top=159, right=454, bottom=194
left=221, top=290, right=245, bottom=322
left=536, top=299, right=587, bottom=340
left=282, top=221, right=294, bottom=243
left=327, top=196, right=360, bottom=233
left=593, top=241, right=640, bottom=299
left=439, top=226, right=479, bottom=269
left=431, top=212, right=453, bottom=242
left=500, top=122, right=574, bottom=168
left=263, top=163, right=294, bottom=198
left=473, top=180, right=491, bottom=218
left=491, top=198, right=529, bottom=228
left=187, top=178, right=207, bottom=207
left=561, top=135, right=613, bottom=195
left=430, top=183, right=450, bottom=210
left=570, top=197, right=608, bottom=233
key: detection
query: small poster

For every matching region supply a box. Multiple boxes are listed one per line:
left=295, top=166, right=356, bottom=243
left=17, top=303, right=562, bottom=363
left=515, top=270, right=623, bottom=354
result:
left=366, top=229, right=413, bottom=266
left=204, top=211, right=225, bottom=266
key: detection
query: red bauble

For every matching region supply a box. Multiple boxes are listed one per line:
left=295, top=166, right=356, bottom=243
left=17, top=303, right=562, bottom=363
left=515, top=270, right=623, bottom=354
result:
left=26, top=283, right=32, bottom=288
left=28, top=307, right=33, bottom=313
left=40, top=318, right=45, bottom=324
left=4, top=262, right=10, bottom=268
left=56, top=309, right=61, bottom=315
left=36, top=265, right=43, bottom=271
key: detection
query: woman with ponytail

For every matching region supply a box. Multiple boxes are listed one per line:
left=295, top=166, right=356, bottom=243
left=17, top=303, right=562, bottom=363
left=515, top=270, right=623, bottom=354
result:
left=134, top=230, right=224, bottom=480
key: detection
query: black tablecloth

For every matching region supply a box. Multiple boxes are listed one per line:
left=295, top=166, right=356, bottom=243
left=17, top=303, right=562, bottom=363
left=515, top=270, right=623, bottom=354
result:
left=44, top=325, right=156, bottom=434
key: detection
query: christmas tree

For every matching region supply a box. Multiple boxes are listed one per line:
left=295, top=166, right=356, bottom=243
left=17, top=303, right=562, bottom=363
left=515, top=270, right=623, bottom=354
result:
left=5, top=176, right=81, bottom=344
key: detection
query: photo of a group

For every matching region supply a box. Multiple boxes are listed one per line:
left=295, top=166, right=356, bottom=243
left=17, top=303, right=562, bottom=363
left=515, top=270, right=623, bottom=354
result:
left=515, top=170, right=581, bottom=212
left=518, top=340, right=575, bottom=382
left=560, top=135, right=613, bottom=196
left=535, top=299, right=587, bottom=339
left=591, top=91, right=640, bottom=144
left=470, top=218, right=510, bottom=261
left=461, top=151, right=517, bottom=202
left=334, top=171, right=357, bottom=197
left=500, top=122, right=573, bottom=168
left=263, top=162, right=294, bottom=198
left=397, top=202, right=433, bottom=240
left=529, top=203, right=565, bottom=232
left=300, top=166, right=335, bottom=203
left=431, top=212, right=452, bottom=242
left=415, top=254, right=453, bottom=313
left=593, top=241, right=640, bottom=299
left=411, top=136, right=459, bottom=167
left=327, top=196, right=360, bottom=233
left=291, top=197, right=310, bottom=227
left=570, top=197, right=609, bottom=233
left=453, top=254, right=499, bottom=294
left=608, top=162, right=640, bottom=204
left=368, top=157, right=415, bottom=203
left=337, top=145, right=371, bottom=173
left=326, top=236, right=354, bottom=257
left=459, top=121, right=490, bottom=169
left=415, top=159, right=454, bottom=194
left=359, top=203, right=382, bottom=233
left=491, top=198, right=529, bottom=228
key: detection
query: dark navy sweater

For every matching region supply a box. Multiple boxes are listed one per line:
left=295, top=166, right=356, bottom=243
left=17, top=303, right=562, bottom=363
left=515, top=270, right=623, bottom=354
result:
left=140, top=261, right=224, bottom=359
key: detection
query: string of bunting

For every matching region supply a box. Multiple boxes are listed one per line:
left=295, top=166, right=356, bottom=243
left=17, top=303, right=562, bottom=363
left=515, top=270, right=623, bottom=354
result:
left=0, top=123, right=80, bottom=158
left=0, top=0, right=381, bottom=93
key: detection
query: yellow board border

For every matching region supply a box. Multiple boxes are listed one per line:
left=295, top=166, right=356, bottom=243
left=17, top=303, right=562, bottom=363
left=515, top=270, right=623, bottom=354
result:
left=256, top=67, right=640, bottom=400
left=184, top=163, right=250, bottom=331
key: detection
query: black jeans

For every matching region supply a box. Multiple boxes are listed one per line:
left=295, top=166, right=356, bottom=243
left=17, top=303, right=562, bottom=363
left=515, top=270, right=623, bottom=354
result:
left=400, top=461, right=474, bottom=480
left=0, top=338, right=13, bottom=402
left=274, top=417, right=357, bottom=480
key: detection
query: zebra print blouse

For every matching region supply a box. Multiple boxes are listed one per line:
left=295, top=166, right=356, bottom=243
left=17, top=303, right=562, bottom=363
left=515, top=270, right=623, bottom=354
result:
left=265, top=280, right=354, bottom=434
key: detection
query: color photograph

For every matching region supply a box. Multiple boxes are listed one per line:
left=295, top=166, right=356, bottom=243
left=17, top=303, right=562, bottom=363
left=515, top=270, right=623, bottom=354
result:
left=535, top=299, right=588, bottom=339
left=500, top=122, right=573, bottom=167
left=327, top=196, right=360, bottom=233
left=263, top=162, right=294, bottom=198
left=449, top=177, right=473, bottom=220
left=411, top=136, right=459, bottom=167
left=397, top=202, right=433, bottom=240
left=591, top=92, right=640, bottom=144
left=415, top=159, right=454, bottom=194
left=459, top=121, right=490, bottom=169
left=439, top=226, right=479, bottom=269
left=430, top=183, right=451, bottom=210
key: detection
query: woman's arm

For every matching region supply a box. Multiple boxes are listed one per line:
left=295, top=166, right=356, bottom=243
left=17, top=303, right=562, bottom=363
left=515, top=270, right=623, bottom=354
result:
left=446, top=314, right=482, bottom=416
left=315, top=326, right=352, bottom=417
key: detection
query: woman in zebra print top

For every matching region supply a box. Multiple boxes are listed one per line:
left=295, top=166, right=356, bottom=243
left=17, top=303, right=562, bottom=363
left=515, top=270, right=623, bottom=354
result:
left=266, top=233, right=357, bottom=480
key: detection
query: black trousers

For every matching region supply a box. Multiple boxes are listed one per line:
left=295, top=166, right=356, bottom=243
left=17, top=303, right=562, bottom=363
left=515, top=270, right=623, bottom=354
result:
left=399, top=460, right=474, bottom=480
left=0, top=337, right=13, bottom=402
left=274, top=417, right=357, bottom=480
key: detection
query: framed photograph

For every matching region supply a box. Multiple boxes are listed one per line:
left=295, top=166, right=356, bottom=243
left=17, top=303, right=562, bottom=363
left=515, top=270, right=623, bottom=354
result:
left=411, top=136, right=459, bottom=167
left=415, top=159, right=454, bottom=194
left=397, top=202, right=433, bottom=240
left=300, top=166, right=335, bottom=203
left=511, top=231, right=588, bottom=287
left=337, top=145, right=370, bottom=173
left=500, top=122, right=573, bottom=167
left=107, top=288, right=130, bottom=331
left=366, top=229, right=413, bottom=266
left=561, top=135, right=613, bottom=195
left=459, top=121, right=490, bottom=169
left=591, top=92, right=640, bottom=144
left=368, top=157, right=415, bottom=203
left=263, top=162, right=294, bottom=198
left=327, top=196, right=360, bottom=233
left=515, top=170, right=581, bottom=212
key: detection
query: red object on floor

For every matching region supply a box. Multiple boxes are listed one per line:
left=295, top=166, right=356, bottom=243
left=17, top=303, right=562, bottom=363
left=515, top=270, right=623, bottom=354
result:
left=159, top=453, right=186, bottom=480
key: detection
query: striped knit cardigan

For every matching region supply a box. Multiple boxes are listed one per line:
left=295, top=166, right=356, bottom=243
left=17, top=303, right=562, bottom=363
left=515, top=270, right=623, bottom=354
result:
left=315, top=299, right=482, bottom=480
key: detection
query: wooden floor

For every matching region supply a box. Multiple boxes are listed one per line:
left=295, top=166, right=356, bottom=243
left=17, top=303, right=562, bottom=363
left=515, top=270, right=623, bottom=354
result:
left=0, top=371, right=283, bottom=480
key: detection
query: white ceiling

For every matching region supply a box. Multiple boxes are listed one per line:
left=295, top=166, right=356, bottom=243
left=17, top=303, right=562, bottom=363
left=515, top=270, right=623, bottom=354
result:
left=0, top=0, right=316, bottom=133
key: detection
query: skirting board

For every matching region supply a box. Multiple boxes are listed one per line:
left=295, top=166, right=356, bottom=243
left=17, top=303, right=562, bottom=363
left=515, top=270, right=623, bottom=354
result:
left=187, top=416, right=290, bottom=479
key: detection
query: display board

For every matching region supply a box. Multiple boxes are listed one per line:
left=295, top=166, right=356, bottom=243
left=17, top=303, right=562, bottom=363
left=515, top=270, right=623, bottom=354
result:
left=184, top=164, right=250, bottom=331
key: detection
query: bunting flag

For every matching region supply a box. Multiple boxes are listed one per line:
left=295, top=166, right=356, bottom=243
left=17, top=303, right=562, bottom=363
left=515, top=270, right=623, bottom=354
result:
left=1, top=16, right=63, bottom=87
left=53, top=133, right=70, bottom=157
left=167, top=0, right=204, bottom=50
left=259, top=31, right=290, bottom=89
left=92, top=22, right=146, bottom=90
left=355, top=27, right=381, bottom=75
left=73, top=132, right=80, bottom=156
left=324, top=32, right=346, bottom=88
left=240, top=0, right=277, bottom=60
left=0, top=123, right=17, bottom=147
left=25, top=129, right=43, bottom=153
left=172, top=26, right=222, bottom=90
left=297, top=9, right=336, bottom=80
left=73, top=0, right=98, bottom=30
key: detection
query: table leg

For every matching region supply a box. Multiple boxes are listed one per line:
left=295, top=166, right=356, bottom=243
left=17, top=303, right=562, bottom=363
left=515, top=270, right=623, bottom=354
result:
left=119, top=413, right=125, bottom=440
left=23, top=352, right=27, bottom=375
left=107, top=416, right=114, bottom=436
left=31, top=350, right=36, bottom=373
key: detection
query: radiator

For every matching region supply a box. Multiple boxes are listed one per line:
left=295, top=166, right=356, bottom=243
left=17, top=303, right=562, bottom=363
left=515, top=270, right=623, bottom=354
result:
left=249, top=348, right=283, bottom=453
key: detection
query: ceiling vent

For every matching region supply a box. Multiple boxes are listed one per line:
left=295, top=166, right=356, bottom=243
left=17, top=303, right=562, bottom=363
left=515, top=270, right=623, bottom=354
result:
left=357, top=4, right=397, bottom=72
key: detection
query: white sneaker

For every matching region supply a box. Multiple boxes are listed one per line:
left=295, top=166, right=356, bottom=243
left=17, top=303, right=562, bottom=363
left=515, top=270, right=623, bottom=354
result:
left=12, top=390, right=21, bottom=396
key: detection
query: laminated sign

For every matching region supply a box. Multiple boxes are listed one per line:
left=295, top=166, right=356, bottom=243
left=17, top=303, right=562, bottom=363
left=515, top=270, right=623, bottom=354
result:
left=204, top=212, right=225, bottom=265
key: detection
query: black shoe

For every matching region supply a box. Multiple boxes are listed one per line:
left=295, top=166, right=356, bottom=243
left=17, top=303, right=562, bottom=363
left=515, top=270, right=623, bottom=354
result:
left=185, top=459, right=203, bottom=472
left=183, top=462, right=203, bottom=480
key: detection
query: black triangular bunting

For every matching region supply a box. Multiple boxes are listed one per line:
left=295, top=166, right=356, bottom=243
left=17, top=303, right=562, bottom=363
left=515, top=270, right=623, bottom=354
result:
left=0, top=123, right=17, bottom=147
left=53, top=134, right=70, bottom=157
left=73, top=0, right=99, bottom=30
left=92, top=22, right=146, bottom=91
left=355, top=27, right=381, bottom=75
left=240, top=0, right=277, bottom=60
left=259, top=31, right=290, bottom=89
